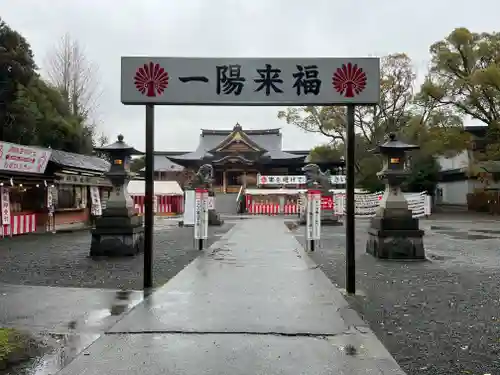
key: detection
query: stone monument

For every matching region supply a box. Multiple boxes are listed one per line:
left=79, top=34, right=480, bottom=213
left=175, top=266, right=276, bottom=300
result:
left=298, top=163, right=341, bottom=226
left=365, top=133, right=426, bottom=260
left=90, top=135, right=145, bottom=257
left=191, top=164, right=224, bottom=226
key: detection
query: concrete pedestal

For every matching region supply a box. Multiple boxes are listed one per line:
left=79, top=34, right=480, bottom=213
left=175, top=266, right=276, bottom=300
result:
left=90, top=209, right=144, bottom=257
left=366, top=216, right=425, bottom=260
left=208, top=209, right=224, bottom=226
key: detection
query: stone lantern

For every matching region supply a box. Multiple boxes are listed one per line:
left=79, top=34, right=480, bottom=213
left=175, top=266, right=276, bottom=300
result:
left=90, top=134, right=145, bottom=257
left=365, top=133, right=425, bottom=260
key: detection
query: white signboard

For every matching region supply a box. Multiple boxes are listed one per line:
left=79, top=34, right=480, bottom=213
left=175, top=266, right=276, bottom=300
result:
left=0, top=141, right=51, bottom=174
left=258, top=174, right=346, bottom=185
left=201, top=190, right=209, bottom=240
left=183, top=190, right=195, bottom=226
left=90, top=186, right=102, bottom=216
left=194, top=189, right=202, bottom=240
left=121, top=57, right=380, bottom=106
left=194, top=189, right=209, bottom=240
left=306, top=190, right=321, bottom=241
left=1, top=187, right=11, bottom=225
left=312, top=192, right=321, bottom=240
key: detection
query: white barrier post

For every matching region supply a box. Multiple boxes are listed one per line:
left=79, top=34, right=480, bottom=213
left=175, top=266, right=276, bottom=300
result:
left=424, top=194, right=432, bottom=217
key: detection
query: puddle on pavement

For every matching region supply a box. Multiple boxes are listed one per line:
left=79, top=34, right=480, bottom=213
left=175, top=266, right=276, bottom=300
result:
left=1, top=290, right=142, bottom=375
left=1, top=333, right=100, bottom=375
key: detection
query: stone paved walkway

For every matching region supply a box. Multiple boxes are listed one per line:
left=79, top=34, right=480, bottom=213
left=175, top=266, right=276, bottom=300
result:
left=57, top=218, right=405, bottom=375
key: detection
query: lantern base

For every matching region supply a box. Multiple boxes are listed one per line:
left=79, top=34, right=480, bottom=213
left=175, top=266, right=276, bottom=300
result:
left=208, top=209, right=224, bottom=226
left=90, top=215, right=144, bottom=257
left=366, top=217, right=425, bottom=260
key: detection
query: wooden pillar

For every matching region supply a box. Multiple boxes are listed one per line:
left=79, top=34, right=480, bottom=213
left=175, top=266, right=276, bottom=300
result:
left=223, top=170, right=227, bottom=194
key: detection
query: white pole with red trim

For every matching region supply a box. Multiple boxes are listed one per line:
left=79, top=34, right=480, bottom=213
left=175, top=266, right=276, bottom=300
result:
left=194, top=188, right=208, bottom=250
left=306, top=189, right=321, bottom=252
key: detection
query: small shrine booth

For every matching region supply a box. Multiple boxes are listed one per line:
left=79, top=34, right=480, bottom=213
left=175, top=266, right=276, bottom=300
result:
left=128, top=180, right=184, bottom=216
left=0, top=140, right=112, bottom=237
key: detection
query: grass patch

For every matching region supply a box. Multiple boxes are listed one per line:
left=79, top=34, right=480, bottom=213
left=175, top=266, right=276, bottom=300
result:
left=0, top=328, right=21, bottom=367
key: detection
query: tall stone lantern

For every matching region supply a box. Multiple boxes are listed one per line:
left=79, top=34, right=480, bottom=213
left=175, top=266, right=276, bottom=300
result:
left=90, top=135, right=145, bottom=257
left=365, top=133, right=425, bottom=260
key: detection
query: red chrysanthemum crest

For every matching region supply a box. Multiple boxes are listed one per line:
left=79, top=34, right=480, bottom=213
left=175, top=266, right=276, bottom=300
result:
left=134, top=62, right=169, bottom=97
left=332, top=63, right=367, bottom=98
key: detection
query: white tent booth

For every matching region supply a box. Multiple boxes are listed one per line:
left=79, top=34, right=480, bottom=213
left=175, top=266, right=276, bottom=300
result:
left=127, top=180, right=184, bottom=216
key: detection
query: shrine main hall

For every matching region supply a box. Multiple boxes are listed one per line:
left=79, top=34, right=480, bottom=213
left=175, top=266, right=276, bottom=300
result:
left=151, top=123, right=344, bottom=193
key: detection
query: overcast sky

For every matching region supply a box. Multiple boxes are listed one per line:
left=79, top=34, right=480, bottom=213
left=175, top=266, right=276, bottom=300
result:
left=2, top=0, right=499, bottom=152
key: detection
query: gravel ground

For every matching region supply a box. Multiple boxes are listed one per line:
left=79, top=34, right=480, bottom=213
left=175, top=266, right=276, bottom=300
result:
left=0, top=219, right=234, bottom=290
left=289, top=218, right=500, bottom=375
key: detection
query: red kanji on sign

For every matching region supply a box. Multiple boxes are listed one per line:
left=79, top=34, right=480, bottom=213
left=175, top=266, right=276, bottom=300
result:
left=134, top=62, right=170, bottom=97
left=332, top=63, right=367, bottom=98
left=260, top=176, right=268, bottom=184
left=321, top=196, right=334, bottom=210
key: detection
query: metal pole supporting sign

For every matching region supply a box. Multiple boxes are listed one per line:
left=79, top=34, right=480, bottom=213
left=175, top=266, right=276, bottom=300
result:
left=306, top=189, right=321, bottom=251
left=144, top=104, right=155, bottom=290
left=345, top=104, right=356, bottom=295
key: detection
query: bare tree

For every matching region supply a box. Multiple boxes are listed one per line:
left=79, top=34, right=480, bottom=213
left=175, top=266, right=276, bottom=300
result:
left=44, top=33, right=102, bottom=124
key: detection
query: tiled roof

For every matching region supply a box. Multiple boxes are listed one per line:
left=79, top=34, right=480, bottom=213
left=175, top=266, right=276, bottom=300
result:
left=201, top=128, right=281, bottom=136
left=139, top=155, right=185, bottom=172
left=49, top=149, right=110, bottom=172
left=169, top=127, right=290, bottom=162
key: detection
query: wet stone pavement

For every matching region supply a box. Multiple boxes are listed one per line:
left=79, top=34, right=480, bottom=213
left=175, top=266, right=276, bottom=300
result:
left=0, top=218, right=235, bottom=290
left=289, top=217, right=500, bottom=375
left=0, top=285, right=144, bottom=375
left=0, top=218, right=234, bottom=375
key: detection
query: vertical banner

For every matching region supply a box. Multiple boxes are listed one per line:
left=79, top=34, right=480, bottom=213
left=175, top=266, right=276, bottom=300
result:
left=90, top=186, right=102, bottom=216
left=201, top=190, right=209, bottom=240
left=194, top=188, right=203, bottom=240
left=312, top=190, right=322, bottom=240
left=46, top=186, right=56, bottom=233
left=207, top=195, right=215, bottom=210
left=1, top=187, right=11, bottom=237
left=306, top=190, right=314, bottom=241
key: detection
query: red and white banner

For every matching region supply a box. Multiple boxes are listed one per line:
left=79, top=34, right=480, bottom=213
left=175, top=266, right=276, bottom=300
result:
left=247, top=203, right=298, bottom=215
left=1, top=213, right=37, bottom=237
left=132, top=195, right=184, bottom=215
left=283, top=203, right=298, bottom=215
left=0, top=141, right=51, bottom=174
